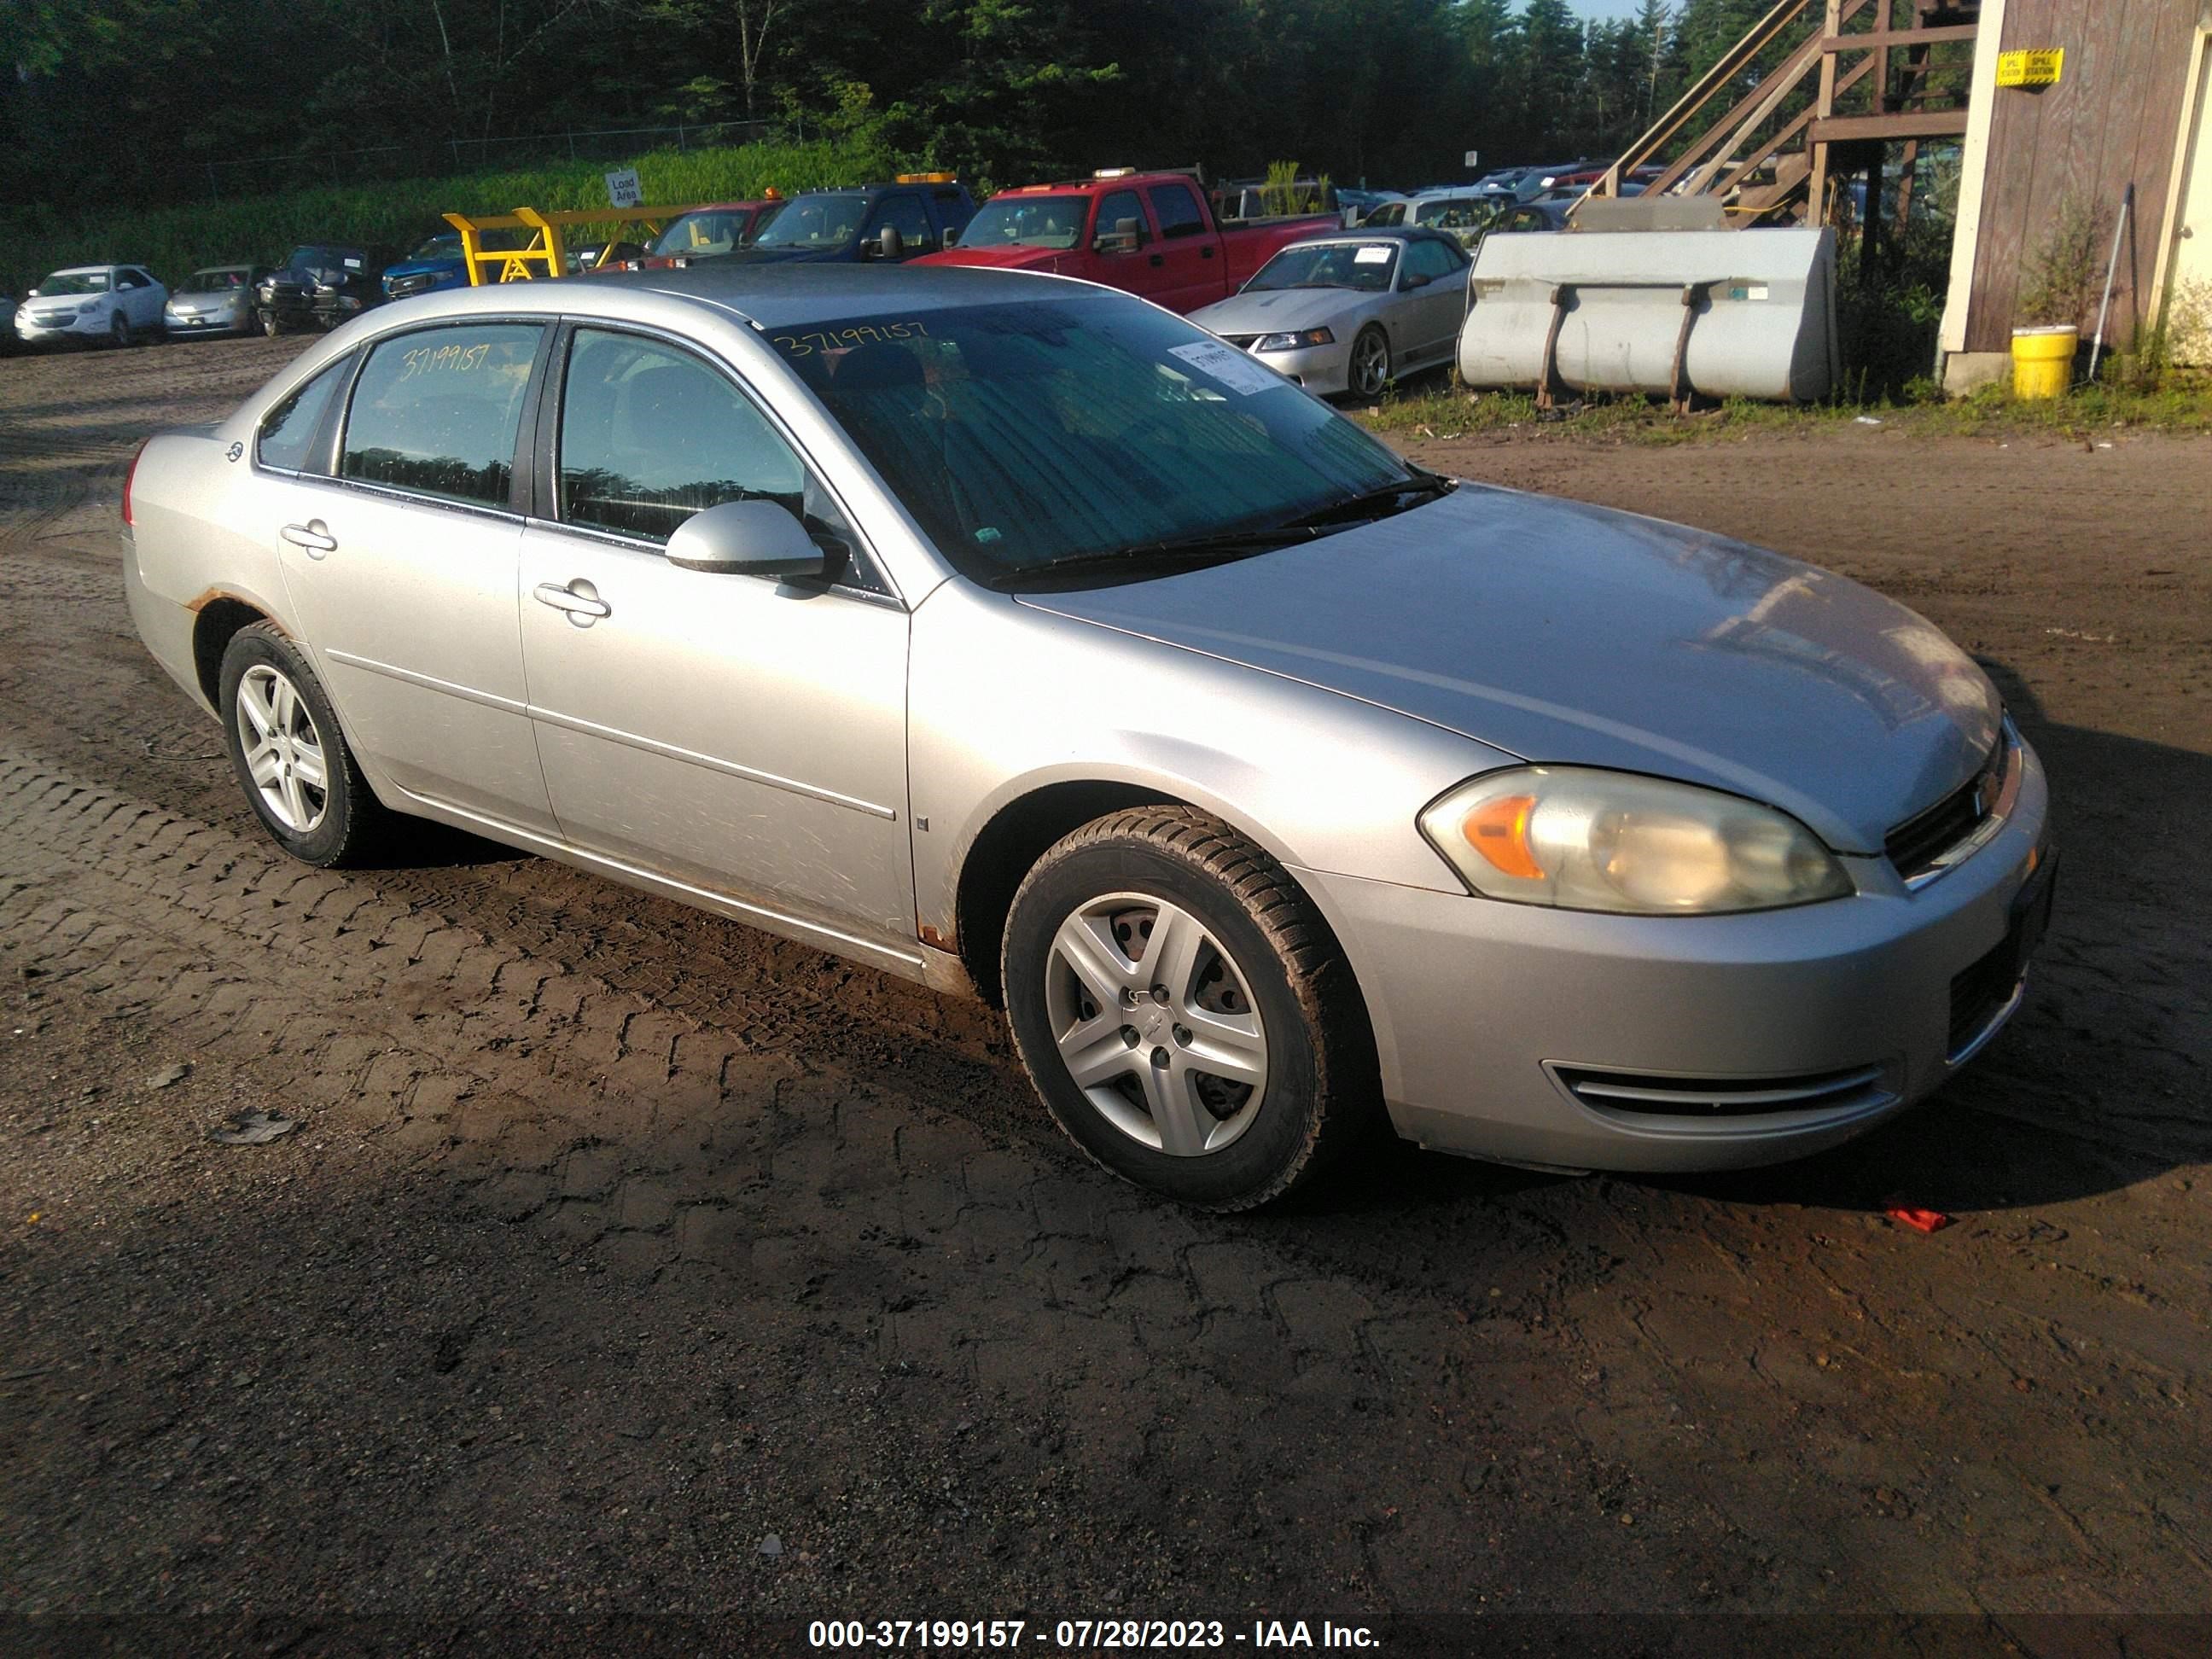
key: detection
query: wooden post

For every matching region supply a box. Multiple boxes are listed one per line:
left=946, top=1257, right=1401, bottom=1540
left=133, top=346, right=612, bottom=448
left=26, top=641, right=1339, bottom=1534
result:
left=1807, top=0, right=1844, bottom=224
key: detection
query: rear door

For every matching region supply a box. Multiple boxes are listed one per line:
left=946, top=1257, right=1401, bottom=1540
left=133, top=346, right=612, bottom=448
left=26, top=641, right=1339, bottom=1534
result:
left=271, top=319, right=558, bottom=834
left=515, top=322, right=916, bottom=953
left=1144, top=180, right=1222, bottom=311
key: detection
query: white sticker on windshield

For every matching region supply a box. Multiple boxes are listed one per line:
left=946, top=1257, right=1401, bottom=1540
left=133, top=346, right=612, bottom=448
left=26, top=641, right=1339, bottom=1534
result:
left=343, top=258, right=363, bottom=269
left=1168, top=340, right=1284, bottom=397
left=1353, top=245, right=1392, bottom=264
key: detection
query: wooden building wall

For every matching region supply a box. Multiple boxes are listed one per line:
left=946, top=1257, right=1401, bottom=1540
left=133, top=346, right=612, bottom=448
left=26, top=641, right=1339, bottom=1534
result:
left=1960, top=0, right=2201, bottom=352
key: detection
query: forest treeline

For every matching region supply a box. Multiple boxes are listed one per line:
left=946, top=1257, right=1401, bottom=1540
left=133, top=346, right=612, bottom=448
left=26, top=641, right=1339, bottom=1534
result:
left=0, top=0, right=1789, bottom=206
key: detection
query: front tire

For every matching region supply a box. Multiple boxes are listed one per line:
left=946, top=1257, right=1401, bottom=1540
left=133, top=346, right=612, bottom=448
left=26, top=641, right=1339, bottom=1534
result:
left=259, top=309, right=284, bottom=338
left=218, top=623, right=392, bottom=867
left=1002, top=807, right=1379, bottom=1210
left=108, top=311, right=131, bottom=349
left=1348, top=324, right=1390, bottom=400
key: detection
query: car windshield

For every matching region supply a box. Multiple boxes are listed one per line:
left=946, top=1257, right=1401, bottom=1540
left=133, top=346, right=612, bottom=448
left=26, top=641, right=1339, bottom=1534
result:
left=283, top=247, right=364, bottom=280
left=39, top=270, right=111, bottom=294
left=405, top=234, right=460, bottom=261
left=956, top=196, right=1085, bottom=250
left=1245, top=242, right=1398, bottom=293
left=651, top=210, right=751, bottom=258
left=1414, top=198, right=1488, bottom=230
left=772, top=297, right=1422, bottom=585
left=183, top=269, right=248, bottom=292
left=752, top=195, right=868, bottom=249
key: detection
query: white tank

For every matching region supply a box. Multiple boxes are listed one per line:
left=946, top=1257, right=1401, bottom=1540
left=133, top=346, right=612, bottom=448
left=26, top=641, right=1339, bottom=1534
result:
left=1457, top=226, right=1839, bottom=404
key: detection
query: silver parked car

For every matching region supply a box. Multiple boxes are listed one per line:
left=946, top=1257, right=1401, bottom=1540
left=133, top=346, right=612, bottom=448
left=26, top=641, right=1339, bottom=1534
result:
left=122, top=266, right=2054, bottom=1210
left=164, top=265, right=267, bottom=338
left=1190, top=228, right=1469, bottom=399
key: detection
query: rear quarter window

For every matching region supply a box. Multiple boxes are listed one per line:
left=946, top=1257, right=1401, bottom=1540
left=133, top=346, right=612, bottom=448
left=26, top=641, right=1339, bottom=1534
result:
left=256, top=358, right=352, bottom=474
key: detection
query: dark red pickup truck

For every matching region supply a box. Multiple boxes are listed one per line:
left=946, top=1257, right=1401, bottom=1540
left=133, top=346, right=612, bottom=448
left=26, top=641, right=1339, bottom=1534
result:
left=910, top=169, right=1340, bottom=314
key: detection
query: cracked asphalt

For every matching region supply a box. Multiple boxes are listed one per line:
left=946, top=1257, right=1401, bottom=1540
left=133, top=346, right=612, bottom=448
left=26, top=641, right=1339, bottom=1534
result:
left=0, top=336, right=2206, bottom=1650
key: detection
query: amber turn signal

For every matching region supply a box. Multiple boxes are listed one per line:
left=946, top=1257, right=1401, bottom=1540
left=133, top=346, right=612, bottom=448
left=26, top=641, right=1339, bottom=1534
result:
left=1461, top=794, right=1544, bottom=881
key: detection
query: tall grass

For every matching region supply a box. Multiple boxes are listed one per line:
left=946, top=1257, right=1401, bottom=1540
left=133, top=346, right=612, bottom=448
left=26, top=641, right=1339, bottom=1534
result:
left=0, top=134, right=908, bottom=294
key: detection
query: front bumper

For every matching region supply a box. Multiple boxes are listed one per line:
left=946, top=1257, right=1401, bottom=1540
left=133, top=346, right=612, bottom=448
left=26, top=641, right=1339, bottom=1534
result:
left=165, top=305, right=252, bottom=335
left=15, top=310, right=111, bottom=346
left=1249, top=340, right=1354, bottom=398
left=1301, top=737, right=2052, bottom=1173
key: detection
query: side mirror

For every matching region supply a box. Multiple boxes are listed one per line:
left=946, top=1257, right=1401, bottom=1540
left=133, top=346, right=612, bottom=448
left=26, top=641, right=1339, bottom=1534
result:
left=667, top=499, right=827, bottom=580
left=941, top=224, right=960, bottom=247
left=1096, top=215, right=1143, bottom=253
left=1400, top=271, right=1430, bottom=290
left=26, top=288, right=38, bottom=298
left=872, top=225, right=905, bottom=261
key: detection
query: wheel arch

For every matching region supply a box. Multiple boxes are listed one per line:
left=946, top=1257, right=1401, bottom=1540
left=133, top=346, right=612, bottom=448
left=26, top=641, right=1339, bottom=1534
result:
left=190, top=594, right=278, bottom=709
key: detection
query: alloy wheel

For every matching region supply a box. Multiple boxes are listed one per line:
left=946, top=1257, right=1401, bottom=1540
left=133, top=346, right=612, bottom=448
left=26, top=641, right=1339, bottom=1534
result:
left=1350, top=329, right=1389, bottom=399
left=236, top=663, right=330, bottom=833
left=1043, top=892, right=1270, bottom=1156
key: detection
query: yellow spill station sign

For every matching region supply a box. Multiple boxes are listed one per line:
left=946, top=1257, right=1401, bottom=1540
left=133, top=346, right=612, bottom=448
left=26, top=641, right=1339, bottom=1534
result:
left=1996, top=48, right=2064, bottom=88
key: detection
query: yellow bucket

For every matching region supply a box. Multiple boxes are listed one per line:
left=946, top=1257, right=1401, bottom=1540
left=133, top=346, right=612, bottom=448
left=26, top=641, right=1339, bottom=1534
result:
left=2011, top=325, right=2077, bottom=399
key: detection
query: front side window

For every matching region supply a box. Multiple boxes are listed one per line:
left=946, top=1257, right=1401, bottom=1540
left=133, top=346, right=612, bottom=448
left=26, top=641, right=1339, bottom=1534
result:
left=1094, top=189, right=1148, bottom=248
left=557, top=329, right=806, bottom=541
left=771, top=296, right=1417, bottom=585
left=340, top=323, right=543, bottom=508
left=1150, top=183, right=1207, bottom=240
left=866, top=195, right=934, bottom=254
left=257, top=357, right=352, bottom=474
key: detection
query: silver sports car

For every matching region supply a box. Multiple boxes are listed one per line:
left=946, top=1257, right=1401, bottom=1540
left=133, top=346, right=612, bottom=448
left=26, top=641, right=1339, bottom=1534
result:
left=1190, top=228, right=1470, bottom=399
left=122, top=265, right=2053, bottom=1210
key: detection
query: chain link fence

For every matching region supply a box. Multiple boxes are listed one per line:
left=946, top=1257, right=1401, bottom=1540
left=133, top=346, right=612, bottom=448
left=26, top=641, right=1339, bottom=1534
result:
left=203, top=120, right=782, bottom=198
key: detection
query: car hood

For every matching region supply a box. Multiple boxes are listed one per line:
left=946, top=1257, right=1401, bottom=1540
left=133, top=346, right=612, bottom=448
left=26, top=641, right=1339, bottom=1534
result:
left=24, top=294, right=104, bottom=316
left=1016, top=485, right=2001, bottom=854
left=914, top=245, right=1070, bottom=274
left=381, top=258, right=461, bottom=280
left=717, top=243, right=861, bottom=265
left=1190, top=287, right=1371, bottom=335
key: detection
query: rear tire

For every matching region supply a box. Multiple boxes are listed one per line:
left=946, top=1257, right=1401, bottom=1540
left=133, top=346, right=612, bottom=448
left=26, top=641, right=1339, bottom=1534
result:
left=218, top=622, right=393, bottom=868
left=1002, top=807, right=1380, bottom=1210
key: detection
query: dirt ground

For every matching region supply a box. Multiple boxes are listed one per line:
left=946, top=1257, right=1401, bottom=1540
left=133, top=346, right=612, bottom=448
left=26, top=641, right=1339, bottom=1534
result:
left=0, top=336, right=2206, bottom=1652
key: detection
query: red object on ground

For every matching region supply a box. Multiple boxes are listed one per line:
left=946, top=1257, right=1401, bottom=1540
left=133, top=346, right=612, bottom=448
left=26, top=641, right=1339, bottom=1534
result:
left=1885, top=1205, right=1954, bottom=1233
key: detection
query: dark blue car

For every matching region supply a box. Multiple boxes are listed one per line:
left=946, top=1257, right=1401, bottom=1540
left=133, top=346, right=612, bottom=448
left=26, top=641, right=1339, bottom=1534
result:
left=721, top=178, right=976, bottom=265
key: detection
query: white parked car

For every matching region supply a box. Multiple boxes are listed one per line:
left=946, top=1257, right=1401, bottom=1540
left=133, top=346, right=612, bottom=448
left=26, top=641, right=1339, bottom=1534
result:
left=14, top=264, right=169, bottom=349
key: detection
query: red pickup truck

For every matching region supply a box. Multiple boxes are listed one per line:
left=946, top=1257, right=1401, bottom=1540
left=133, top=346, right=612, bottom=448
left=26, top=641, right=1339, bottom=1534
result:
left=910, top=169, right=1341, bottom=314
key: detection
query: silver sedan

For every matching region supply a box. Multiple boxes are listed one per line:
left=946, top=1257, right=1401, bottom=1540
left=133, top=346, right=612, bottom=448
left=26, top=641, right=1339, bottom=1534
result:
left=1190, top=229, right=1469, bottom=399
left=122, top=265, right=2053, bottom=1210
left=164, top=265, right=266, bottom=338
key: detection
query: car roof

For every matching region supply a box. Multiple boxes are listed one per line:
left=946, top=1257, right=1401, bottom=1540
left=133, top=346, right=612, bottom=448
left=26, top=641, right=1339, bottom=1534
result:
left=568, top=261, right=1119, bottom=328
left=52, top=264, right=123, bottom=274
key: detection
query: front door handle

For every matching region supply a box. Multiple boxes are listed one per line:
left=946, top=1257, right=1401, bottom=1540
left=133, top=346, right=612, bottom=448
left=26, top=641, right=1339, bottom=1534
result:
left=1199, top=245, right=1215, bottom=259
left=280, top=521, right=336, bottom=557
left=533, top=579, right=611, bottom=624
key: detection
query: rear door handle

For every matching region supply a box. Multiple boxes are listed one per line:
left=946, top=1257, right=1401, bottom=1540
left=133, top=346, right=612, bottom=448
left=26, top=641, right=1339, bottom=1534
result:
left=534, top=580, right=611, bottom=622
left=1149, top=253, right=1164, bottom=267
left=279, top=521, right=336, bottom=557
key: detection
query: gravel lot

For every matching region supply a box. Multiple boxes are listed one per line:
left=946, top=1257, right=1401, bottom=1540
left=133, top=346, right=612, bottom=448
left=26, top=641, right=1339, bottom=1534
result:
left=1, top=335, right=2206, bottom=1651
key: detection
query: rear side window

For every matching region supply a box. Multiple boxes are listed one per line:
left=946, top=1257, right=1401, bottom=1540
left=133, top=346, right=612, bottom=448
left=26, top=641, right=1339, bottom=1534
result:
left=1150, top=183, right=1207, bottom=240
left=256, top=358, right=351, bottom=474
left=557, top=328, right=805, bottom=541
left=341, top=323, right=544, bottom=508
left=1406, top=239, right=1464, bottom=281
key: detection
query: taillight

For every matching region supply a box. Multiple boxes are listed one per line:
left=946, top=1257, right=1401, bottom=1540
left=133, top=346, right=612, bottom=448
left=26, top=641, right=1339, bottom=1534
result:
left=121, top=439, right=148, bottom=528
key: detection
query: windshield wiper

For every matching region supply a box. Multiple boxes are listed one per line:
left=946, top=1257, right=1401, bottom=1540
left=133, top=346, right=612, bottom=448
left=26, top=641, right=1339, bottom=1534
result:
left=987, top=526, right=1325, bottom=591
left=1281, top=470, right=1454, bottom=531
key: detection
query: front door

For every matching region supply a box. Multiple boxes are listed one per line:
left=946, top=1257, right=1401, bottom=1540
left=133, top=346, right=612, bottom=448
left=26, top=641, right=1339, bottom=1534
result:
left=517, top=323, right=914, bottom=950
left=272, top=320, right=557, bottom=834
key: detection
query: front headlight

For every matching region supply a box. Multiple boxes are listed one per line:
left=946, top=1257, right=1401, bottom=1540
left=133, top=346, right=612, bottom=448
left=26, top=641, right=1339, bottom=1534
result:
left=1418, top=767, right=1854, bottom=915
left=1254, top=327, right=1333, bottom=352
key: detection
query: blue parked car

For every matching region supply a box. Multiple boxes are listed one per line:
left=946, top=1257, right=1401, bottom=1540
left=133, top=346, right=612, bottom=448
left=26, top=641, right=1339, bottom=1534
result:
left=380, top=232, right=471, bottom=301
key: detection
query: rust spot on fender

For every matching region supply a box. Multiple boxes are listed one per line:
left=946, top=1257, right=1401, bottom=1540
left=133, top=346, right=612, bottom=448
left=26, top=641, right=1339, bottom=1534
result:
left=182, top=587, right=228, bottom=614
left=919, top=923, right=955, bottom=952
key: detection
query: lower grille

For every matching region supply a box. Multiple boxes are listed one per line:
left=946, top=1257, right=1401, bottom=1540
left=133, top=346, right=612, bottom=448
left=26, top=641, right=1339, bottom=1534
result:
left=1552, top=1062, right=1891, bottom=1119
left=1948, top=933, right=2023, bottom=1059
